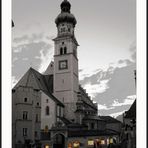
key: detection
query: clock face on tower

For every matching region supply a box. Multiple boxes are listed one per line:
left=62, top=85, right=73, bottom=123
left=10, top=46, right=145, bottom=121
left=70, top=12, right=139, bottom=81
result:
left=59, top=60, right=68, bottom=70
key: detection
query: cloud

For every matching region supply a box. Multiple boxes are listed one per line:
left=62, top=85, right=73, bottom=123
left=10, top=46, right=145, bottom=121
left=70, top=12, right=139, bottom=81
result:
left=80, top=60, right=136, bottom=116
left=12, top=40, right=53, bottom=84
left=13, top=33, right=44, bottom=44
left=112, top=95, right=136, bottom=107
left=98, top=104, right=114, bottom=110
left=109, top=110, right=126, bottom=118
left=83, top=79, right=110, bottom=98
left=129, top=41, right=136, bottom=62
left=12, top=76, right=18, bottom=88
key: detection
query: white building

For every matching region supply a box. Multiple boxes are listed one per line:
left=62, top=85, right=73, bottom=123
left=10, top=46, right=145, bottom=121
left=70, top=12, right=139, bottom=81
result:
left=12, top=1, right=121, bottom=148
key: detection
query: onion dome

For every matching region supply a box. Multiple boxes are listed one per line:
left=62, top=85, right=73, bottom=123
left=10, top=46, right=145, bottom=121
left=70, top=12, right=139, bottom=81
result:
left=55, top=0, right=77, bottom=27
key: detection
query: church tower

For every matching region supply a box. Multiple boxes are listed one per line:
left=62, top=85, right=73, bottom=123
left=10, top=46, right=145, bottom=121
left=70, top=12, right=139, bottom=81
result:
left=53, top=0, right=79, bottom=121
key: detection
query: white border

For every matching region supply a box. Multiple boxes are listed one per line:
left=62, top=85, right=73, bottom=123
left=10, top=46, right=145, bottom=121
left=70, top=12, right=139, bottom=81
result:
left=137, top=0, right=146, bottom=147
left=2, top=0, right=12, bottom=147
left=2, top=0, right=147, bottom=148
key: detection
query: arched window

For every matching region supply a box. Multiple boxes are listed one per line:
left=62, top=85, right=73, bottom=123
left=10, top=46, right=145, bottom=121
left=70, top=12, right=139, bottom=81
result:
left=60, top=47, right=63, bottom=55
left=64, top=47, right=67, bottom=54
left=45, top=106, right=50, bottom=115
left=24, top=98, right=27, bottom=102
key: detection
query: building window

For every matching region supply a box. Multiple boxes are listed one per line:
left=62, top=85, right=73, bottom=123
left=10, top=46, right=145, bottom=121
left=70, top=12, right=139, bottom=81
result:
left=23, top=111, right=28, bottom=120
left=60, top=47, right=63, bottom=55
left=37, top=102, right=39, bottom=106
left=45, top=145, right=50, bottom=148
left=90, top=123, right=95, bottom=129
left=36, top=114, right=39, bottom=122
left=64, top=47, right=67, bottom=54
left=73, top=141, right=80, bottom=148
left=24, top=98, right=27, bottom=102
left=23, top=128, right=27, bottom=136
left=46, top=99, right=48, bottom=103
left=44, top=125, right=48, bottom=132
left=35, top=131, right=38, bottom=138
left=45, top=106, right=50, bottom=115
left=88, top=140, right=94, bottom=146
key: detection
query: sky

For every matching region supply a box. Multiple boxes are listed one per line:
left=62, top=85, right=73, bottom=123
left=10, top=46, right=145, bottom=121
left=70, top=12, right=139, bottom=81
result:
left=12, top=0, right=136, bottom=117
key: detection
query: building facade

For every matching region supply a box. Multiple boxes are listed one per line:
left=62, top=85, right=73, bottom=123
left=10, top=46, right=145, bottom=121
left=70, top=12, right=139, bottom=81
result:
left=12, top=1, right=121, bottom=148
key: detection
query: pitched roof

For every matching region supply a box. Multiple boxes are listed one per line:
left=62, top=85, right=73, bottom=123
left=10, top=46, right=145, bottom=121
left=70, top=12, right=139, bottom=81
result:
left=100, top=116, right=122, bottom=124
left=124, top=99, right=136, bottom=119
left=83, top=115, right=105, bottom=121
left=13, top=67, right=64, bottom=107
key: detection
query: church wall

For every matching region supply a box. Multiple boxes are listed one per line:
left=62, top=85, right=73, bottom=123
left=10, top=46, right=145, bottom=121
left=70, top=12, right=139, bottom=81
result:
left=41, top=92, right=56, bottom=130
left=12, top=86, right=41, bottom=146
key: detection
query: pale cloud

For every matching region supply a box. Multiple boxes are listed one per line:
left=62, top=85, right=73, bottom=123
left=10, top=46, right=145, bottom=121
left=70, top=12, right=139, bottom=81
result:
left=12, top=57, right=18, bottom=62
left=37, top=48, right=54, bottom=73
left=12, top=76, right=17, bottom=88
left=83, top=79, right=110, bottom=98
left=109, top=110, right=126, bottom=118
left=22, top=58, right=28, bottom=61
left=112, top=95, right=136, bottom=107
left=98, top=104, right=114, bottom=111
left=79, top=68, right=102, bottom=81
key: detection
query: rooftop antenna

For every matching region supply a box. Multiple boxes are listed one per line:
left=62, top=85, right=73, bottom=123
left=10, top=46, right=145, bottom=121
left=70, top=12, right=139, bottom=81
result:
left=134, top=70, right=136, bottom=92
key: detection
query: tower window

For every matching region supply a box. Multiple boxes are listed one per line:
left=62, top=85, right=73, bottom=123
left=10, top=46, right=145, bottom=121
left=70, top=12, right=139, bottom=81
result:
left=64, top=47, right=67, bottom=54
left=62, top=42, right=64, bottom=45
left=24, top=98, right=28, bottom=102
left=60, top=47, right=63, bottom=55
left=23, top=128, right=28, bottom=136
left=68, top=28, right=70, bottom=32
left=36, top=114, right=39, bottom=122
left=45, top=106, right=50, bottom=115
left=23, top=111, right=28, bottom=120
left=37, top=102, right=39, bottom=106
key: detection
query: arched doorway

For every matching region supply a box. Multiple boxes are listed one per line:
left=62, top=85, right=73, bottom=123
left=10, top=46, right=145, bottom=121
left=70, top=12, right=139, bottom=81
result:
left=53, top=134, right=65, bottom=148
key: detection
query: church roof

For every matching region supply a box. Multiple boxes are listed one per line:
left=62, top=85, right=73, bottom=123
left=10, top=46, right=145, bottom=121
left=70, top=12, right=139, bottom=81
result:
left=13, top=67, right=64, bottom=107
left=55, top=0, right=77, bottom=27
left=124, top=99, right=136, bottom=119
left=100, top=116, right=122, bottom=124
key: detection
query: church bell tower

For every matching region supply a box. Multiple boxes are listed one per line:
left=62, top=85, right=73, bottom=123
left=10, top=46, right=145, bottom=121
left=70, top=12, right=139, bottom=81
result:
left=53, top=0, right=79, bottom=121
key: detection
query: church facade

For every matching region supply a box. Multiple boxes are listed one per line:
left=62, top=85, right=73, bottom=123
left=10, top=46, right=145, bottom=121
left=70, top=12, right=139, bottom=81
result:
left=12, top=1, right=121, bottom=148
